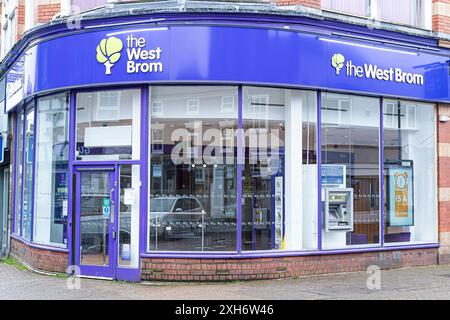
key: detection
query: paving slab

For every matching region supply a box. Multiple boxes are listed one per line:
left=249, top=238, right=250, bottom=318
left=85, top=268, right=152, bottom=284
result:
left=1, top=262, right=450, bottom=300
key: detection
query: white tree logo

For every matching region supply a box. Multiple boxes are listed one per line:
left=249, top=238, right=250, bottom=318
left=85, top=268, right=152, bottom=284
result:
left=331, top=53, right=345, bottom=75
left=96, top=37, right=124, bottom=75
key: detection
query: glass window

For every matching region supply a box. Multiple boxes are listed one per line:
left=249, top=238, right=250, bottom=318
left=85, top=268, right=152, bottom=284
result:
left=33, top=94, right=70, bottom=246
left=148, top=86, right=238, bottom=252
left=118, top=164, right=140, bottom=268
left=0, top=77, right=5, bottom=104
left=377, top=0, right=425, bottom=28
left=14, top=111, right=24, bottom=235
left=383, top=100, right=437, bottom=244
left=322, top=0, right=370, bottom=16
left=22, top=107, right=35, bottom=241
left=75, top=89, right=141, bottom=161
left=321, top=93, right=380, bottom=249
left=242, top=87, right=318, bottom=251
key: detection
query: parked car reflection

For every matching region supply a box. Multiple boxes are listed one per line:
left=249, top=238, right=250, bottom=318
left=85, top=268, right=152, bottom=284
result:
left=149, top=197, right=206, bottom=240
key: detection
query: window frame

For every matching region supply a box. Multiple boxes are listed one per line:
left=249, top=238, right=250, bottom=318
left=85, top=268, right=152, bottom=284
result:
left=144, top=86, right=438, bottom=255
left=9, top=85, right=438, bottom=257
left=321, top=0, right=428, bottom=29
left=13, top=99, right=37, bottom=241
left=32, top=92, right=71, bottom=247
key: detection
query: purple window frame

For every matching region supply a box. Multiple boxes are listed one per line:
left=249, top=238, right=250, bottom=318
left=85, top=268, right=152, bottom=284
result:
left=70, top=86, right=145, bottom=277
left=9, top=85, right=439, bottom=260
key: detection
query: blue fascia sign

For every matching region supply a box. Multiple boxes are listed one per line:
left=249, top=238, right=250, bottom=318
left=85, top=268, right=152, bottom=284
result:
left=7, top=25, right=450, bottom=109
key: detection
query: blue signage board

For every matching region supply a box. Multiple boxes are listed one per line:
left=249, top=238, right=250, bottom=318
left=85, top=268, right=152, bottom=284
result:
left=6, top=24, right=449, bottom=113
left=387, top=166, right=414, bottom=227
left=321, top=165, right=346, bottom=186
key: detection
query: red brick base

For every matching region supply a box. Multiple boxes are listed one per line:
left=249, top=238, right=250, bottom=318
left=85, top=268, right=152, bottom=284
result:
left=141, top=249, right=438, bottom=281
left=10, top=237, right=68, bottom=273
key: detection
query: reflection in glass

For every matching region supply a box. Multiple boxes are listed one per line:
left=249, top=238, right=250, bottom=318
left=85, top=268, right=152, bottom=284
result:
left=242, top=87, right=286, bottom=251
left=242, top=87, right=318, bottom=251
left=118, top=165, right=140, bottom=268
left=80, top=171, right=110, bottom=266
left=33, top=94, right=70, bottom=246
left=383, top=100, right=437, bottom=244
left=14, top=112, right=24, bottom=235
left=76, top=90, right=141, bottom=161
left=321, top=93, right=380, bottom=248
left=148, top=86, right=238, bottom=252
left=22, top=108, right=35, bottom=241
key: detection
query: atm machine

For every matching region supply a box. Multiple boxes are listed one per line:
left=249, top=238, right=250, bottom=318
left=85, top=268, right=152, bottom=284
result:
left=324, top=188, right=353, bottom=232
left=321, top=165, right=354, bottom=248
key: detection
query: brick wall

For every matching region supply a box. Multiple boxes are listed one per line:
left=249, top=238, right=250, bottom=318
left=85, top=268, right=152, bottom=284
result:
left=34, top=2, right=61, bottom=25
left=438, top=103, right=450, bottom=264
left=10, top=237, right=68, bottom=273
left=141, top=249, right=438, bottom=281
left=433, top=0, right=450, bottom=34
left=16, top=2, right=25, bottom=42
left=272, top=0, right=321, bottom=9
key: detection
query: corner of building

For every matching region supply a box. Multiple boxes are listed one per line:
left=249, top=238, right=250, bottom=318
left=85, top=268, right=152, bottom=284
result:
left=438, top=103, right=450, bottom=264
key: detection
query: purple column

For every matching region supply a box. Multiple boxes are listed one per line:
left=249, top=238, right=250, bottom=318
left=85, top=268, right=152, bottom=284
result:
left=29, top=98, right=37, bottom=242
left=379, top=97, right=385, bottom=247
left=317, top=91, right=322, bottom=251
left=237, top=85, right=243, bottom=254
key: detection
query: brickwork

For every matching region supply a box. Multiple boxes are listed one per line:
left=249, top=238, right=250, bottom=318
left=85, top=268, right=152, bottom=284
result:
left=10, top=237, right=68, bottom=273
left=34, top=3, right=61, bottom=25
left=433, top=0, right=450, bottom=34
left=141, top=249, right=438, bottom=281
left=273, top=0, right=320, bottom=9
left=16, top=3, right=25, bottom=42
left=438, top=104, right=450, bottom=264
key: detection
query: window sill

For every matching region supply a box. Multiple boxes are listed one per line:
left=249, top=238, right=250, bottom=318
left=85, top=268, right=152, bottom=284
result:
left=141, top=243, right=439, bottom=259
left=10, top=234, right=69, bottom=253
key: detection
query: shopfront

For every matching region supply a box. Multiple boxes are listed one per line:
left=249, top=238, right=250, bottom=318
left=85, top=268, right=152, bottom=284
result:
left=3, top=12, right=450, bottom=281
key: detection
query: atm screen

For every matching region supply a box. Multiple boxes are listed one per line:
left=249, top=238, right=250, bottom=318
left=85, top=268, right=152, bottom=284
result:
left=329, top=193, right=347, bottom=203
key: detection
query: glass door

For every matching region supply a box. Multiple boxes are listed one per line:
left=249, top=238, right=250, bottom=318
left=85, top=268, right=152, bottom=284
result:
left=75, top=167, right=116, bottom=278
left=74, top=165, right=140, bottom=281
left=115, top=164, right=141, bottom=281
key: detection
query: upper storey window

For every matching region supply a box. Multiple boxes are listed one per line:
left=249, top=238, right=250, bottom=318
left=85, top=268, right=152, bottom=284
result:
left=322, top=0, right=429, bottom=29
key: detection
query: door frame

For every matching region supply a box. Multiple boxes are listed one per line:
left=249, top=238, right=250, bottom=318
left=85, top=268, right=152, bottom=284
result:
left=72, top=164, right=141, bottom=281
left=68, top=87, right=147, bottom=282
left=74, top=165, right=117, bottom=279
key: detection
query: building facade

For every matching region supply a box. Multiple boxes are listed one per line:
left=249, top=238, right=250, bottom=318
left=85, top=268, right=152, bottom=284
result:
left=0, top=0, right=449, bottom=281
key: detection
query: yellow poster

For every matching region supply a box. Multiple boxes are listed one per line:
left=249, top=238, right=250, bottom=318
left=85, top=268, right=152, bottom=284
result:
left=394, top=172, right=409, bottom=218
left=389, top=167, right=414, bottom=226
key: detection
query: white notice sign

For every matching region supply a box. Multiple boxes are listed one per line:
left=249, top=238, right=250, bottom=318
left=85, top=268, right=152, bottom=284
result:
left=124, top=188, right=135, bottom=205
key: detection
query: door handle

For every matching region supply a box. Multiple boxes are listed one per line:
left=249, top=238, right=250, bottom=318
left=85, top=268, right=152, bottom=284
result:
left=112, top=231, right=117, bottom=240
left=110, top=188, right=115, bottom=205
left=110, top=188, right=115, bottom=224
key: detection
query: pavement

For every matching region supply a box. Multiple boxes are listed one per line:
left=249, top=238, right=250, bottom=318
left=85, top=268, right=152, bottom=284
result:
left=1, top=261, right=450, bottom=300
